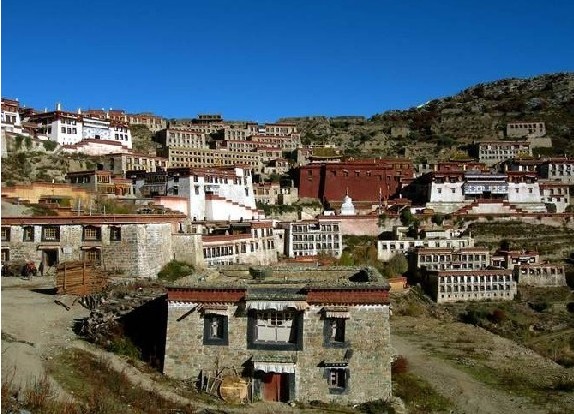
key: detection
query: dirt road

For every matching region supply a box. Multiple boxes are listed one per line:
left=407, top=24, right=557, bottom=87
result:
left=1, top=276, right=90, bottom=391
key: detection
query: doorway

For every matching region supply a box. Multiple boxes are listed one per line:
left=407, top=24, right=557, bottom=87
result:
left=262, top=373, right=290, bottom=402
left=41, top=249, right=59, bottom=267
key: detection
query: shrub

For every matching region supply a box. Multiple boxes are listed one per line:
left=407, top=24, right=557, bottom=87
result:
left=460, top=309, right=486, bottom=325
left=391, top=356, right=409, bottom=375
left=157, top=260, right=193, bottom=282
left=108, top=336, right=141, bottom=359
left=358, top=399, right=397, bottom=414
left=42, top=140, right=58, bottom=152
left=528, top=301, right=549, bottom=312
left=488, top=308, right=507, bottom=324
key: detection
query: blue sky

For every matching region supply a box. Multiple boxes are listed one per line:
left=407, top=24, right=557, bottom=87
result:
left=2, top=0, right=573, bottom=122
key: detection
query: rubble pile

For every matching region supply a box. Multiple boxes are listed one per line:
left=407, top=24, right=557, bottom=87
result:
left=77, top=283, right=165, bottom=346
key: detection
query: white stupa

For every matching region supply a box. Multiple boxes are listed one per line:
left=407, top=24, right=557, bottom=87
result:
left=340, top=188, right=356, bottom=216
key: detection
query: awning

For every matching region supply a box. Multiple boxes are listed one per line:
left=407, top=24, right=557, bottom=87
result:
left=253, top=361, right=296, bottom=374
left=36, top=245, right=59, bottom=250
left=323, top=362, right=348, bottom=368
left=80, top=246, right=102, bottom=250
left=323, top=307, right=350, bottom=319
left=202, top=305, right=228, bottom=316
left=246, top=301, right=308, bottom=311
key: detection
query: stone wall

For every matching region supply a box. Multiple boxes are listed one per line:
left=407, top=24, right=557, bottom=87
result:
left=164, top=302, right=391, bottom=404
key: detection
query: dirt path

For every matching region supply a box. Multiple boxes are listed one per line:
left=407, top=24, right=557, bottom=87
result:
left=391, top=334, right=545, bottom=414
left=1, top=276, right=90, bottom=394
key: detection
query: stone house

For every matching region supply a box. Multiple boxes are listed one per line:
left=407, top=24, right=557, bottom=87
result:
left=163, top=266, right=391, bottom=404
left=0, top=214, right=201, bottom=278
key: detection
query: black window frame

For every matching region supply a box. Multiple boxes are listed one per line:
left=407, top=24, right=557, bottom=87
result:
left=203, top=314, right=229, bottom=346
left=22, top=226, right=35, bottom=242
left=1, top=227, right=11, bottom=242
left=323, top=317, right=349, bottom=348
left=82, top=225, right=102, bottom=241
left=42, top=226, right=60, bottom=242
left=83, top=248, right=101, bottom=265
left=247, top=310, right=303, bottom=351
left=324, top=366, right=350, bottom=395
left=109, top=226, right=122, bottom=242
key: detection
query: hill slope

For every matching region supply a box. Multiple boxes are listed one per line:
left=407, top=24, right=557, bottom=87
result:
left=290, top=72, right=574, bottom=161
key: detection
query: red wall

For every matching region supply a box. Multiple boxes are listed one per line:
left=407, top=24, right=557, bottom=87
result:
left=299, top=159, right=414, bottom=203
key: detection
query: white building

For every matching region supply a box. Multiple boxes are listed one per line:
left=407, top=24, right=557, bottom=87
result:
left=539, top=158, right=574, bottom=184
left=539, top=181, right=571, bottom=212
left=28, top=105, right=132, bottom=151
left=137, top=166, right=259, bottom=221
left=478, top=141, right=532, bottom=166
left=378, top=226, right=474, bottom=262
left=283, top=219, right=342, bottom=259
left=425, top=171, right=545, bottom=212
left=1, top=98, right=23, bottom=134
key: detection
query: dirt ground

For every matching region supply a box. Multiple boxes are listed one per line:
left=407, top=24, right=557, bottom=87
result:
left=2, top=278, right=573, bottom=413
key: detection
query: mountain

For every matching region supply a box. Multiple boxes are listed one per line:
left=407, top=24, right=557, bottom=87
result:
left=287, top=72, right=574, bottom=161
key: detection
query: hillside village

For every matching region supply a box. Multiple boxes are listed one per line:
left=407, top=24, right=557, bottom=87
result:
left=2, top=73, right=574, bottom=411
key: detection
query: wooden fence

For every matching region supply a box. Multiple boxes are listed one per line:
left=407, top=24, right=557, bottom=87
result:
left=55, top=261, right=108, bottom=295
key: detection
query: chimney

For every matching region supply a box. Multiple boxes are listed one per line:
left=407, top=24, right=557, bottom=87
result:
left=56, top=103, right=61, bottom=111
left=77, top=108, right=82, bottom=115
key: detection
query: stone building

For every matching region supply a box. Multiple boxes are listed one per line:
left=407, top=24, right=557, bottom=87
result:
left=0, top=214, right=201, bottom=278
left=66, top=170, right=133, bottom=197
left=506, top=121, right=546, bottom=138
left=163, top=266, right=392, bottom=404
left=104, top=152, right=169, bottom=175
left=490, top=249, right=566, bottom=287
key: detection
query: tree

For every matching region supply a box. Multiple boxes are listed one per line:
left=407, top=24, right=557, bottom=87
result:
left=400, top=208, right=415, bottom=226
left=383, top=254, right=408, bottom=277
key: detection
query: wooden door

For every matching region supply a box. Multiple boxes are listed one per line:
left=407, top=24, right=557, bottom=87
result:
left=262, top=373, right=289, bottom=402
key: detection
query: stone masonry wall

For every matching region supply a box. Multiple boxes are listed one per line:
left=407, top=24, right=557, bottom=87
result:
left=164, top=303, right=391, bottom=404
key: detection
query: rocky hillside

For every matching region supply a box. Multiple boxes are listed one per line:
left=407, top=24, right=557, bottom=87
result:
left=288, top=72, right=574, bottom=161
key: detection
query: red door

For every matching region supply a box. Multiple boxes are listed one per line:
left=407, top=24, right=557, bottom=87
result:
left=262, top=373, right=289, bottom=402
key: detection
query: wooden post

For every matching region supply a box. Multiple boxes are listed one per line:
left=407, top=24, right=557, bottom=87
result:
left=83, top=260, right=86, bottom=295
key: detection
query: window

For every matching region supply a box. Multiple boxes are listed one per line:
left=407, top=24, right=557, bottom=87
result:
left=329, top=368, right=347, bottom=389
left=248, top=310, right=302, bottom=350
left=324, top=318, right=346, bottom=345
left=1, top=227, right=11, bottom=241
left=83, top=248, right=101, bottom=264
left=1, top=248, right=9, bottom=263
left=42, top=226, right=60, bottom=241
left=22, top=226, right=34, bottom=242
left=110, top=226, right=121, bottom=241
left=203, top=313, right=228, bottom=345
left=83, top=226, right=101, bottom=241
